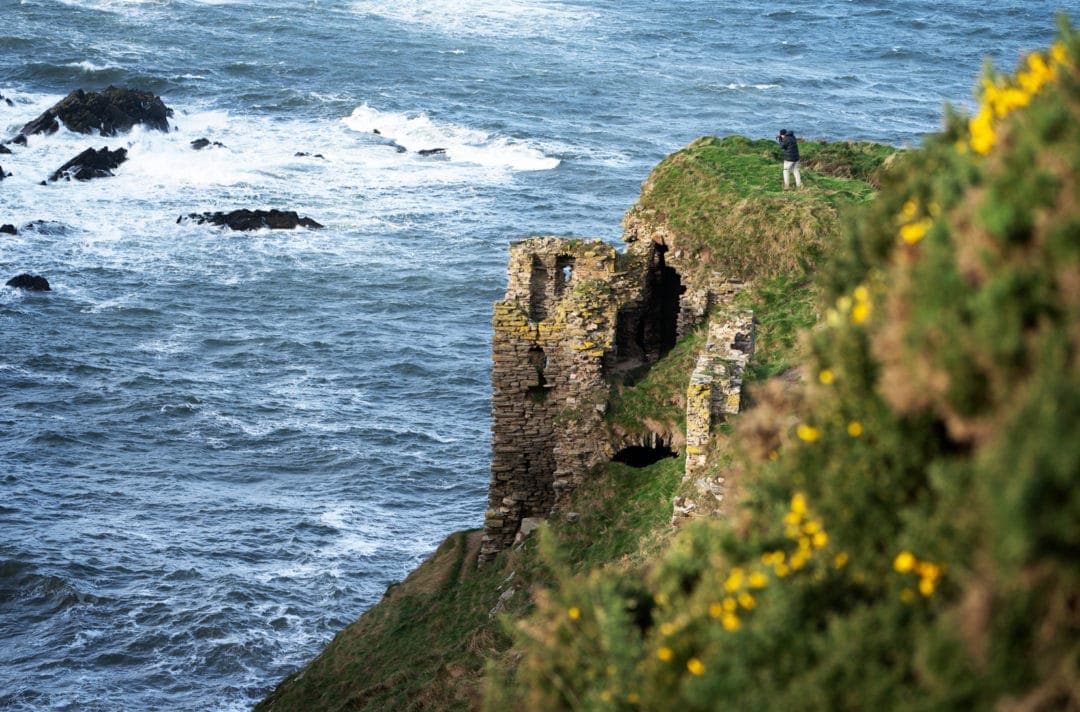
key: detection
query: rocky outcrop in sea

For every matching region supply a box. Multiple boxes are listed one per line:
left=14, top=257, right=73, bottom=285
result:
left=179, top=209, right=324, bottom=231
left=19, top=86, right=172, bottom=138
left=48, top=147, right=128, bottom=182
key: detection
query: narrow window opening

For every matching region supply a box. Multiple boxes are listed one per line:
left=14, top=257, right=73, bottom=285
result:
left=529, top=255, right=550, bottom=321
left=554, top=256, right=575, bottom=297
left=641, top=244, right=685, bottom=363
left=526, top=346, right=548, bottom=402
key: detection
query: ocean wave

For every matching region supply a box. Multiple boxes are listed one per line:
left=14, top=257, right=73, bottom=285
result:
left=54, top=0, right=170, bottom=13
left=64, top=60, right=121, bottom=73
left=343, top=104, right=560, bottom=171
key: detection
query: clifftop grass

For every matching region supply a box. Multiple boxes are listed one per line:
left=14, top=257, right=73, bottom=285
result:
left=625, top=135, right=896, bottom=283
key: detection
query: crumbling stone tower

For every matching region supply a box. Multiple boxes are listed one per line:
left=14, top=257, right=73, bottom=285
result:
left=479, top=238, right=621, bottom=561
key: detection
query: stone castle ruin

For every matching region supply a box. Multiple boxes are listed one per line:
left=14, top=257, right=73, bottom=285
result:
left=479, top=230, right=755, bottom=563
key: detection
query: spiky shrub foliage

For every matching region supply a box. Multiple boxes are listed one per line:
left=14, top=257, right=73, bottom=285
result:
left=492, top=27, right=1080, bottom=711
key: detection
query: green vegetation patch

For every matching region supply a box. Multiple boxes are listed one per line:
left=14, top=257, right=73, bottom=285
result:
left=606, top=324, right=708, bottom=440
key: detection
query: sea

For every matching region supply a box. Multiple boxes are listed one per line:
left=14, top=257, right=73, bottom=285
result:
left=0, top=1, right=1072, bottom=709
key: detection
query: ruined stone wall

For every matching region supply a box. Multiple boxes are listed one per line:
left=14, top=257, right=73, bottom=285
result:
left=684, top=309, right=756, bottom=479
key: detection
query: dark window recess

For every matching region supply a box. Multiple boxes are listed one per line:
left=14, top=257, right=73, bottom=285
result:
left=526, top=346, right=548, bottom=401
left=612, top=444, right=677, bottom=468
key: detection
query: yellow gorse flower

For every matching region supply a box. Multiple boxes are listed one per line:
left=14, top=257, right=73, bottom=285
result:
left=969, top=42, right=1069, bottom=154
left=894, top=551, right=945, bottom=597
left=900, top=217, right=933, bottom=245
left=687, top=658, right=705, bottom=676
left=893, top=551, right=916, bottom=572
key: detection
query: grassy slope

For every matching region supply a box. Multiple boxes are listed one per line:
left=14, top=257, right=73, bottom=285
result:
left=256, top=137, right=892, bottom=711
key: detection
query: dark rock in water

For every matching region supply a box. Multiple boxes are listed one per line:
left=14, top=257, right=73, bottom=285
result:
left=0, top=144, right=10, bottom=154
left=12, top=135, right=26, bottom=146
left=20, top=86, right=172, bottom=137
left=6, top=274, right=51, bottom=291
left=0, top=93, right=12, bottom=107
left=372, top=128, right=381, bottom=135
left=0, top=224, right=16, bottom=235
left=181, top=209, right=324, bottom=231
left=48, top=147, right=128, bottom=182
left=294, top=152, right=326, bottom=159
left=391, top=142, right=407, bottom=154
left=418, top=148, right=446, bottom=156
left=0, top=164, right=8, bottom=179
left=22, top=220, right=70, bottom=235
left=190, top=138, right=226, bottom=150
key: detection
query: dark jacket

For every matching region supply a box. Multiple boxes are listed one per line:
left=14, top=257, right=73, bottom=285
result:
left=780, top=133, right=800, bottom=162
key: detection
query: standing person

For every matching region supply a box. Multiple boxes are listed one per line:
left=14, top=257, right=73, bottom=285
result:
left=777, top=128, right=803, bottom=189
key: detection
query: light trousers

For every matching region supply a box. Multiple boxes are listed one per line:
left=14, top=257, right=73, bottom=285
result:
left=783, top=160, right=802, bottom=188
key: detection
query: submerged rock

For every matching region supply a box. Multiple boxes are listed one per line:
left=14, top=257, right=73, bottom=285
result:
left=417, top=148, right=446, bottom=156
left=180, top=209, right=324, bottom=231
left=0, top=164, right=9, bottom=179
left=190, top=138, right=226, bottom=150
left=0, top=144, right=11, bottom=154
left=48, top=147, right=128, bottom=182
left=0, top=224, right=17, bottom=235
left=20, top=86, right=172, bottom=137
left=6, top=274, right=50, bottom=291
left=21, top=220, right=70, bottom=235
left=11, top=135, right=27, bottom=146
left=0, top=93, right=13, bottom=107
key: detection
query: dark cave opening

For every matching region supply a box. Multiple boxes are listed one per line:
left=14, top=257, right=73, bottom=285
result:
left=612, top=444, right=678, bottom=468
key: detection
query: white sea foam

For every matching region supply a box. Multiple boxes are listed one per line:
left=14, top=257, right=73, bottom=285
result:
left=351, top=0, right=595, bottom=39
left=343, top=104, right=560, bottom=171
left=319, top=507, right=347, bottom=529
left=0, top=92, right=561, bottom=256
left=723, top=82, right=780, bottom=91
left=54, top=0, right=169, bottom=12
